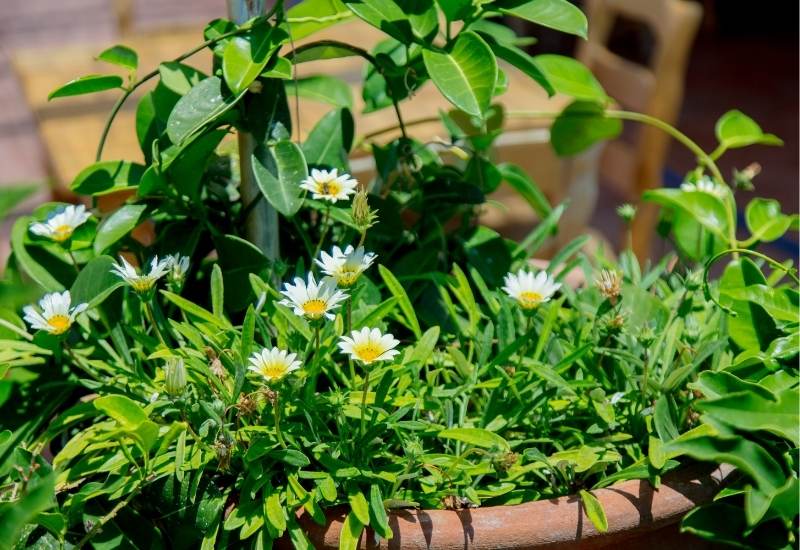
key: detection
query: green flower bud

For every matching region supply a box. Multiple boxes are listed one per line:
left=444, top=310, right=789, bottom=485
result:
left=164, top=358, right=187, bottom=396
left=351, top=189, right=377, bottom=230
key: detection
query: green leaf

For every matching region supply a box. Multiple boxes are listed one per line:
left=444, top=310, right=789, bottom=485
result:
left=665, top=435, right=785, bottom=492
left=222, top=24, right=287, bottom=94
left=579, top=489, right=608, bottom=533
left=437, top=0, right=472, bottom=21
left=214, top=235, right=271, bottom=312
left=551, top=100, right=621, bottom=156
left=437, top=427, right=509, bottom=450
left=648, top=436, right=667, bottom=469
left=715, top=109, right=783, bottom=150
left=167, top=76, right=244, bottom=144
left=11, top=217, right=64, bottom=291
left=347, top=488, right=370, bottom=525
left=745, top=198, right=796, bottom=243
left=422, top=32, right=497, bottom=119
left=97, top=45, right=138, bottom=71
left=70, top=255, right=124, bottom=308
left=294, top=75, right=354, bottom=109
left=265, top=491, right=287, bottom=535
left=499, top=0, right=588, bottom=39
left=270, top=449, right=311, bottom=467
left=719, top=284, right=797, bottom=322
left=719, top=259, right=779, bottom=351
left=0, top=183, right=38, bottom=222
left=497, top=164, right=552, bottom=219
left=290, top=42, right=360, bottom=64
left=48, top=74, right=123, bottom=100
left=378, top=265, right=421, bottom=338
left=681, top=502, right=748, bottom=547
left=479, top=33, right=554, bottom=96
left=286, top=0, right=351, bottom=40
left=643, top=188, right=729, bottom=241
left=94, top=394, right=148, bottom=428
left=94, top=204, right=146, bottom=254
left=533, top=54, right=607, bottom=102
left=406, top=326, right=440, bottom=366
left=302, top=108, right=354, bottom=170
left=697, top=387, right=799, bottom=445
left=161, top=290, right=231, bottom=329
left=344, top=0, right=437, bottom=43
left=252, top=140, right=307, bottom=217
left=71, top=160, right=146, bottom=196
left=338, top=511, right=364, bottom=550
left=690, top=371, right=777, bottom=402
left=211, top=264, right=224, bottom=318
left=0, top=472, right=55, bottom=549
left=368, top=485, right=392, bottom=539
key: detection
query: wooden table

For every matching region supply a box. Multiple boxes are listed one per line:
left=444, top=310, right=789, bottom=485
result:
left=11, top=18, right=599, bottom=246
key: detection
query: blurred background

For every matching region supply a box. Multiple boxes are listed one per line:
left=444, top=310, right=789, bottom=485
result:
left=0, top=0, right=796, bottom=264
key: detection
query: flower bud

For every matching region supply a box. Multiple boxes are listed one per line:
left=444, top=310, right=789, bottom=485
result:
left=616, top=203, right=637, bottom=223
left=164, top=358, right=187, bottom=396
left=351, top=189, right=377, bottom=230
left=595, top=269, right=622, bottom=304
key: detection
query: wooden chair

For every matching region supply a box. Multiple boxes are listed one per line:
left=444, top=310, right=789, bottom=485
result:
left=577, top=0, right=702, bottom=259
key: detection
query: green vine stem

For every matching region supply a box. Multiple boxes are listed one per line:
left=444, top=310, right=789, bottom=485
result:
left=701, top=248, right=800, bottom=315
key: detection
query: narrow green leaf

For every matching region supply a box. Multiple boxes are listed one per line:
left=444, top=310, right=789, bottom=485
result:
left=211, top=264, right=224, bottom=317
left=70, top=255, right=123, bottom=308
left=241, top=305, right=256, bottom=361
left=338, top=511, right=364, bottom=550
left=378, top=265, right=421, bottom=338
left=11, top=217, right=64, bottom=291
left=368, top=485, right=392, bottom=539
left=347, top=488, right=370, bottom=525
left=161, top=290, right=231, bottom=329
left=579, top=490, right=608, bottom=532
left=437, top=427, right=509, bottom=450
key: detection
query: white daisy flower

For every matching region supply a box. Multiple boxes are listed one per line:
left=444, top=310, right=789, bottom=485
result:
left=278, top=273, right=348, bottom=321
left=316, top=245, right=377, bottom=288
left=338, top=327, right=400, bottom=365
left=23, top=291, right=88, bottom=335
left=680, top=177, right=727, bottom=199
left=299, top=168, right=358, bottom=203
left=166, top=254, right=190, bottom=285
left=29, top=204, right=91, bottom=243
left=248, top=347, right=302, bottom=382
left=502, top=269, right=561, bottom=311
left=111, top=255, right=171, bottom=294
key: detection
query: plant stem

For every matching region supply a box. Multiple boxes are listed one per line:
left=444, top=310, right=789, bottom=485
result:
left=66, top=248, right=80, bottom=273
left=359, top=369, right=370, bottom=439
left=273, top=394, right=287, bottom=448
left=95, top=27, right=247, bottom=161
left=144, top=301, right=167, bottom=347
left=311, top=206, right=331, bottom=263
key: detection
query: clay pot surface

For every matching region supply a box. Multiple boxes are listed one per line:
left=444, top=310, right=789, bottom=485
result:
left=279, top=463, right=733, bottom=549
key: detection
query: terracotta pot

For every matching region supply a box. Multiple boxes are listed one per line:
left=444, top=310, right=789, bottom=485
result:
left=279, top=463, right=733, bottom=549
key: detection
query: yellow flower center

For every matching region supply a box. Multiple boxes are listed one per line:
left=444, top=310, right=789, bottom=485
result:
left=353, top=343, right=382, bottom=363
left=302, top=299, right=328, bottom=319
left=518, top=291, right=543, bottom=310
left=319, top=180, right=341, bottom=197
left=131, top=277, right=155, bottom=293
left=336, top=269, right=360, bottom=287
left=260, top=362, right=288, bottom=381
left=47, top=314, right=71, bottom=334
left=52, top=224, right=74, bottom=242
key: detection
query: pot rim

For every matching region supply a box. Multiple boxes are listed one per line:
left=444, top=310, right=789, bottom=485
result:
left=285, top=462, right=734, bottom=549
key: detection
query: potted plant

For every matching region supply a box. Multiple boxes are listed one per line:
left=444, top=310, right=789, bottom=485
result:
left=1, top=1, right=796, bottom=549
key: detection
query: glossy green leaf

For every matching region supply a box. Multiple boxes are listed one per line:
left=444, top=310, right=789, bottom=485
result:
left=11, top=217, right=64, bottom=291
left=214, top=234, right=271, bottom=312
left=94, top=204, right=146, bottom=254
left=690, top=371, right=777, bottom=402
left=302, top=108, right=354, bottom=169
left=48, top=74, right=123, bottom=100
left=294, top=75, right=354, bottom=109
left=719, top=284, right=797, bottom=322
left=422, top=32, right=497, bottom=118
left=479, top=33, right=554, bottom=96
left=665, top=435, right=785, bottom=492
left=262, top=56, right=293, bottom=79
left=347, top=488, right=370, bottom=525
left=719, top=259, right=780, bottom=351
left=71, top=160, right=145, bottom=196
left=437, top=0, right=472, bottom=21
left=579, top=489, right=608, bottom=532
left=533, top=55, right=607, bottom=102
left=499, top=0, right=588, bottom=38
left=290, top=42, right=360, bottom=64
left=97, top=45, right=138, bottom=71
left=697, top=387, right=799, bottom=445
left=644, top=188, right=729, bottom=241
left=344, top=0, right=437, bottom=43
left=222, top=24, right=287, bottom=94
left=437, top=427, right=509, bottom=450
left=70, top=255, right=124, bottom=308
left=715, top=109, right=783, bottom=150
left=252, top=140, right=307, bottom=217
left=745, top=198, right=796, bottom=243
left=551, top=100, right=621, bottom=155
left=167, top=76, right=244, bottom=144
left=286, top=0, right=351, bottom=40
